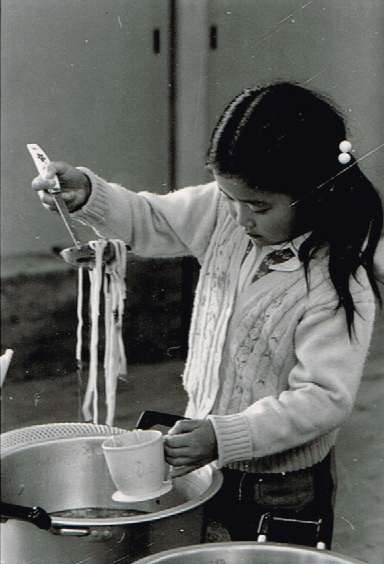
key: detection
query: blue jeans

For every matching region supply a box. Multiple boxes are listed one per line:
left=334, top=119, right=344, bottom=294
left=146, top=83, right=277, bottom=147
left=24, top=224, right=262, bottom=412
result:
left=205, top=452, right=336, bottom=548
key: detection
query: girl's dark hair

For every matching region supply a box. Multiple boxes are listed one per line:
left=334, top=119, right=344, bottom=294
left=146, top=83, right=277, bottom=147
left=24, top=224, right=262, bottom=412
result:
left=207, top=82, right=383, bottom=334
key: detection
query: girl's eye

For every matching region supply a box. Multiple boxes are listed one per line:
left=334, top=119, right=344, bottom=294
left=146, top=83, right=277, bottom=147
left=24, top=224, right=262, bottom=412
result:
left=221, top=190, right=271, bottom=213
left=249, top=205, right=270, bottom=214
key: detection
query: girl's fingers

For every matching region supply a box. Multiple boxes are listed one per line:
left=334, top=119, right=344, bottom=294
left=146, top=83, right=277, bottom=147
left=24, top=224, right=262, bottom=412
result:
left=164, top=420, right=217, bottom=477
left=43, top=161, right=72, bottom=179
left=167, top=419, right=200, bottom=436
left=168, top=464, right=199, bottom=478
left=37, top=190, right=57, bottom=211
left=62, top=189, right=89, bottom=212
left=166, top=455, right=192, bottom=467
left=42, top=202, right=57, bottom=212
left=32, top=175, right=56, bottom=192
left=164, top=433, right=190, bottom=449
left=165, top=445, right=192, bottom=464
left=61, top=190, right=79, bottom=206
left=164, top=443, right=190, bottom=456
left=35, top=186, right=79, bottom=213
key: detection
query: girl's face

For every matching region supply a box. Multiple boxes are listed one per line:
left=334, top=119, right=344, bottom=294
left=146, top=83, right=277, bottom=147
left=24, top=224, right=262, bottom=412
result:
left=214, top=172, right=299, bottom=246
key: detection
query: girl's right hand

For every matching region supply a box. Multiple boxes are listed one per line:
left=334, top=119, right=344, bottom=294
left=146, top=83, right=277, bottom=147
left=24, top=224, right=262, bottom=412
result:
left=31, top=162, right=91, bottom=213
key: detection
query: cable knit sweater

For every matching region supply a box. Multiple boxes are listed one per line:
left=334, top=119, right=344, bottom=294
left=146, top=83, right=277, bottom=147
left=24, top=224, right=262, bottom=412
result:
left=74, top=171, right=376, bottom=474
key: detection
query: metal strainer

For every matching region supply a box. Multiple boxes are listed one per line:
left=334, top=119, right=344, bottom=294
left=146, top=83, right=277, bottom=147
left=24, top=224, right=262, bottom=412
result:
left=0, top=422, right=126, bottom=455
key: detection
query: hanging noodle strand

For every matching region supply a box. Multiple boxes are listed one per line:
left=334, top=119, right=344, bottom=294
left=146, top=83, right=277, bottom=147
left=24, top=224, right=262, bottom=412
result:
left=79, top=239, right=127, bottom=426
left=104, top=240, right=127, bottom=426
left=76, top=266, right=84, bottom=421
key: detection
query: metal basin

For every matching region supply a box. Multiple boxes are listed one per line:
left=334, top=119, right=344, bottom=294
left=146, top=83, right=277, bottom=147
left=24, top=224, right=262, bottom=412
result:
left=134, top=542, right=366, bottom=564
left=0, top=423, right=223, bottom=564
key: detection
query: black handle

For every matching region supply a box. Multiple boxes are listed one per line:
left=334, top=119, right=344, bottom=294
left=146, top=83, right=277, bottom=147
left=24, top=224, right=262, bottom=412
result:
left=1, top=501, right=52, bottom=530
left=136, top=410, right=188, bottom=430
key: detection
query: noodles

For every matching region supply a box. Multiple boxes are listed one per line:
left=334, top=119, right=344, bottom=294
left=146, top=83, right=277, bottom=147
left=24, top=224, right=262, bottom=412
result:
left=76, top=266, right=84, bottom=421
left=76, top=267, right=84, bottom=365
left=104, top=241, right=127, bottom=426
left=79, top=239, right=127, bottom=426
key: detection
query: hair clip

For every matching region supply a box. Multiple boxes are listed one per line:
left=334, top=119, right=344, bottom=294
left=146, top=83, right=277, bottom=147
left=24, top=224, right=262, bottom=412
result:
left=338, top=140, right=352, bottom=164
left=291, top=140, right=384, bottom=207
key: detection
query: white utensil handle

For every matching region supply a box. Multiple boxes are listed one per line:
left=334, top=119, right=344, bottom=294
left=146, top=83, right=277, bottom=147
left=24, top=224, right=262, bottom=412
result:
left=27, top=143, right=61, bottom=192
left=27, top=143, right=82, bottom=246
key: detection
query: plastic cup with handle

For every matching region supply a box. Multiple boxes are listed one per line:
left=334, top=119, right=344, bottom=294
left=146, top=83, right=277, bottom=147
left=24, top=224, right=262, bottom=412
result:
left=102, top=429, right=172, bottom=502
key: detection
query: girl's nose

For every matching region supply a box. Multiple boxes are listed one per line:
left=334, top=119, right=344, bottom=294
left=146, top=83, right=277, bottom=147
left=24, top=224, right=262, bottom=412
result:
left=231, top=202, right=255, bottom=229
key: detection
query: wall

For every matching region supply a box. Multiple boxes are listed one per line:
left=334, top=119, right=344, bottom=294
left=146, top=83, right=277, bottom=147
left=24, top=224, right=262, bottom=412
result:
left=176, top=0, right=384, bottom=194
left=1, top=0, right=170, bottom=258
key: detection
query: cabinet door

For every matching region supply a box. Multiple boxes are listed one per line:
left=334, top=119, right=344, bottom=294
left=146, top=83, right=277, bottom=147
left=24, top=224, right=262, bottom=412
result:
left=205, top=0, right=383, bottom=186
left=2, top=0, right=170, bottom=256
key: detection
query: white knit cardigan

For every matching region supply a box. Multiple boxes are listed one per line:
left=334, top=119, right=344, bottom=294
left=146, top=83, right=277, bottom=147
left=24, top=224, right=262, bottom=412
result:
left=75, top=172, right=376, bottom=474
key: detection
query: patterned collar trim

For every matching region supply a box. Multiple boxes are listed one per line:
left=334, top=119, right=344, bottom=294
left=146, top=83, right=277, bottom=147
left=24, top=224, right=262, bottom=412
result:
left=263, top=232, right=311, bottom=272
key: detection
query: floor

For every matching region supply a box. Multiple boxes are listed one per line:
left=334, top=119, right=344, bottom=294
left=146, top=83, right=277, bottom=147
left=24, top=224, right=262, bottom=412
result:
left=1, top=307, right=383, bottom=563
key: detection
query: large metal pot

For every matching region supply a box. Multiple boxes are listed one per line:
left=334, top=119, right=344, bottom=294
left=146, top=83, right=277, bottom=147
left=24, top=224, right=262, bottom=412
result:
left=0, top=421, right=223, bottom=564
left=133, top=542, right=366, bottom=564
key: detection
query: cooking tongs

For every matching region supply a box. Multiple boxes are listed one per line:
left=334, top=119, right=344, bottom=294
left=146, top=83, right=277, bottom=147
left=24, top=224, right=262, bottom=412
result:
left=28, top=144, right=118, bottom=269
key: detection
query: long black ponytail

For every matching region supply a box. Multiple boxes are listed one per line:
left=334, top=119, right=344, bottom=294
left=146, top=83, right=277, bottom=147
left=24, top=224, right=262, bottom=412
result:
left=296, top=161, right=382, bottom=334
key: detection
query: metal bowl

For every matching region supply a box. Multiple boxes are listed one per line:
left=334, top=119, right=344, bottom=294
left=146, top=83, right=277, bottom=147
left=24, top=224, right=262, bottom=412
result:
left=1, top=423, right=223, bottom=564
left=134, top=541, right=366, bottom=564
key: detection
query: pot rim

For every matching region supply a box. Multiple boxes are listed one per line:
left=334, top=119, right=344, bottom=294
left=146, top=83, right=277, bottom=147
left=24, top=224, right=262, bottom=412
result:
left=49, top=466, right=222, bottom=527
left=131, top=541, right=367, bottom=564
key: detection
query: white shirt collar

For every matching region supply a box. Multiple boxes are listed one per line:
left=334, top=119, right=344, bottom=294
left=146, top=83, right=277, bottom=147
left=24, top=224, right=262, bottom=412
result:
left=238, top=232, right=310, bottom=295
left=270, top=232, right=310, bottom=253
left=256, top=232, right=311, bottom=272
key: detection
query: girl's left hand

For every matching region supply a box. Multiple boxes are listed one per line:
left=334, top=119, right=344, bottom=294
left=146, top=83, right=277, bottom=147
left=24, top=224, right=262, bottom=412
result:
left=164, top=419, right=218, bottom=477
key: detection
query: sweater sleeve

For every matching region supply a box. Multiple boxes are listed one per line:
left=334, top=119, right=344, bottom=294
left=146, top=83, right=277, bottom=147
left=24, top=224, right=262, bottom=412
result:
left=72, top=168, right=221, bottom=260
left=209, top=271, right=376, bottom=467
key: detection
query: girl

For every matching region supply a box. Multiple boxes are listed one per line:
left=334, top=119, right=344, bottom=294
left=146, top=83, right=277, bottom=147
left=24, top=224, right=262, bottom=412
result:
left=33, top=82, right=383, bottom=547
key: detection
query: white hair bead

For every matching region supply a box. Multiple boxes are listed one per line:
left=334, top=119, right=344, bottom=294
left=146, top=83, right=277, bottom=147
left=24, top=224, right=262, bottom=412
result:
left=339, top=140, right=352, bottom=153
left=338, top=152, right=351, bottom=164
